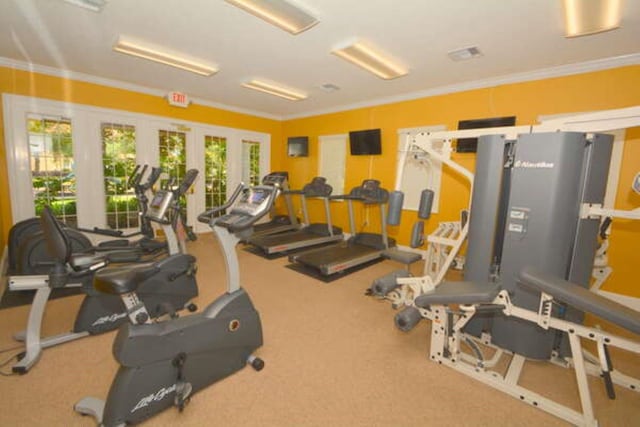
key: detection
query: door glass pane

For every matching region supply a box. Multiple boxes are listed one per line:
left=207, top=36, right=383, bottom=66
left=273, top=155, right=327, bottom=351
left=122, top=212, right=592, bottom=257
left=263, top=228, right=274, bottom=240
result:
left=158, top=129, right=187, bottom=209
left=242, top=140, right=260, bottom=186
left=204, top=135, right=227, bottom=209
left=27, top=116, right=77, bottom=226
left=102, top=123, right=137, bottom=229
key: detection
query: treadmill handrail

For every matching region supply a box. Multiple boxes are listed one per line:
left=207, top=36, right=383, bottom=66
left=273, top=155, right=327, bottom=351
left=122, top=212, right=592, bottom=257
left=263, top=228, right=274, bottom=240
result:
left=329, top=194, right=364, bottom=201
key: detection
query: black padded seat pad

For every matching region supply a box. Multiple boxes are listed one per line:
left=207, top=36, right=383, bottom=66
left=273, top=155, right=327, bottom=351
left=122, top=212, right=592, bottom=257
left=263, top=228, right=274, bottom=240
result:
left=94, top=263, right=160, bottom=295
left=519, top=267, right=640, bottom=336
left=382, top=248, right=422, bottom=265
left=414, top=281, right=501, bottom=308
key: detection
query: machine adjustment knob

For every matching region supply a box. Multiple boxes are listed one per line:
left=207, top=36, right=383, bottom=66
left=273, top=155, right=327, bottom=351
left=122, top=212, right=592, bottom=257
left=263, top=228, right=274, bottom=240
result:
left=135, top=312, right=149, bottom=324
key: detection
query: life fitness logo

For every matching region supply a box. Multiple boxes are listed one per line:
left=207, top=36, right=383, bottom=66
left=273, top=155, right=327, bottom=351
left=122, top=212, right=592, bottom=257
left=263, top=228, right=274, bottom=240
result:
left=513, top=160, right=555, bottom=169
left=132, top=384, right=176, bottom=413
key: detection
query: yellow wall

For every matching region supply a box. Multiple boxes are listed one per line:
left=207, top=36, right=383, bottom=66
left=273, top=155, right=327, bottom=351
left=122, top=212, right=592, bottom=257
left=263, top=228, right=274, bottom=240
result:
left=0, top=66, right=284, bottom=249
left=282, top=65, right=640, bottom=297
left=1, top=64, right=639, bottom=298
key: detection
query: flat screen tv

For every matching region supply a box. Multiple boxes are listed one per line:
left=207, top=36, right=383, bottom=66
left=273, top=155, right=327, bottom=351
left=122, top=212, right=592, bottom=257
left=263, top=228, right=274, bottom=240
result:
left=287, top=136, right=309, bottom=157
left=349, top=129, right=382, bottom=155
left=456, top=116, right=516, bottom=153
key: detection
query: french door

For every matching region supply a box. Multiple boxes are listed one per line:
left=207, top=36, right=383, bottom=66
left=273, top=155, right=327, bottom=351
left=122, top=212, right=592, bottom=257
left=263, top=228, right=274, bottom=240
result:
left=4, top=94, right=270, bottom=235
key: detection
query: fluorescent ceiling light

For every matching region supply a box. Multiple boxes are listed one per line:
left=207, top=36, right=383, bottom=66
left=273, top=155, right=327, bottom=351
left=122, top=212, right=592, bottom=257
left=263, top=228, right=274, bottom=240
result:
left=242, top=79, right=307, bottom=101
left=563, top=0, right=622, bottom=37
left=113, top=37, right=218, bottom=76
left=332, top=40, right=408, bottom=80
left=225, top=0, right=319, bottom=35
left=63, top=0, right=107, bottom=12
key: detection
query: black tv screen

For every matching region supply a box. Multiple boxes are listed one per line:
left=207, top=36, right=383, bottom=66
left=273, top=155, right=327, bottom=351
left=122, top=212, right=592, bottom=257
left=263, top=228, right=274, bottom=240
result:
left=456, top=116, right=516, bottom=153
left=349, top=129, right=382, bottom=155
left=287, top=136, right=309, bottom=157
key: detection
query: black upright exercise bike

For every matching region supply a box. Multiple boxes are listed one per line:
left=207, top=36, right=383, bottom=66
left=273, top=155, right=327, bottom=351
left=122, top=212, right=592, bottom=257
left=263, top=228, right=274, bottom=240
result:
left=75, top=182, right=275, bottom=426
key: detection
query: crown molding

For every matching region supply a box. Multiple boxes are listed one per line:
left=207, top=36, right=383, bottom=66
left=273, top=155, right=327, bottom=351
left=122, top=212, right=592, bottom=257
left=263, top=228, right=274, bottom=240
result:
left=0, top=56, right=282, bottom=121
left=283, top=53, right=640, bottom=120
left=2, top=53, right=638, bottom=123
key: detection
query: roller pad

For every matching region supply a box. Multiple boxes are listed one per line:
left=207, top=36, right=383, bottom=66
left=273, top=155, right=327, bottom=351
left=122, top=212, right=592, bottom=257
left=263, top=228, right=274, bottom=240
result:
left=418, top=190, right=434, bottom=219
left=369, top=270, right=412, bottom=296
left=395, top=306, right=422, bottom=332
left=410, top=221, right=424, bottom=248
left=387, top=191, right=404, bottom=225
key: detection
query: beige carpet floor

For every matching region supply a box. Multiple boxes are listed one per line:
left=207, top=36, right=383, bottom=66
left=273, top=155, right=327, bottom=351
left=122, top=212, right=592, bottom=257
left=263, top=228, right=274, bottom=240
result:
left=0, top=233, right=638, bottom=426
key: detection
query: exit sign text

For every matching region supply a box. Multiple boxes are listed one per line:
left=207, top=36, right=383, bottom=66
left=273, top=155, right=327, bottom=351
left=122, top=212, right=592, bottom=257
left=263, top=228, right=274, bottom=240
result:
left=167, top=91, right=190, bottom=108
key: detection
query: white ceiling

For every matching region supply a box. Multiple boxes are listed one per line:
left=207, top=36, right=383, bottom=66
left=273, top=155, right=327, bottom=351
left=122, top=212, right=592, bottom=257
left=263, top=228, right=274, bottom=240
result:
left=1, top=0, right=639, bottom=119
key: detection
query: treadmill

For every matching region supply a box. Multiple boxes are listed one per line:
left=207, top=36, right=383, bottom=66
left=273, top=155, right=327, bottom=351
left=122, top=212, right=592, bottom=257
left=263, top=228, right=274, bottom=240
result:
left=249, top=171, right=300, bottom=238
left=247, top=177, right=343, bottom=255
left=288, top=179, right=396, bottom=277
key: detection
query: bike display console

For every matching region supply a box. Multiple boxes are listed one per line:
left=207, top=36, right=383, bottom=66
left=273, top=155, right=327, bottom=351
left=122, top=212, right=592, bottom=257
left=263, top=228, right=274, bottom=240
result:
left=215, top=187, right=274, bottom=232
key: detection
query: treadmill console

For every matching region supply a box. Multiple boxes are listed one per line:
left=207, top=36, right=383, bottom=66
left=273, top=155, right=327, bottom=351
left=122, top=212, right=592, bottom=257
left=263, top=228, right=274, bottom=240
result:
left=351, top=179, right=389, bottom=203
left=262, top=171, right=289, bottom=186
left=146, top=190, right=174, bottom=223
left=215, top=187, right=274, bottom=231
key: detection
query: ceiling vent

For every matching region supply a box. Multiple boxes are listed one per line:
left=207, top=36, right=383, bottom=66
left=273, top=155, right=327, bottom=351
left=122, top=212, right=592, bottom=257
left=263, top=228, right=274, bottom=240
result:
left=447, top=46, right=483, bottom=61
left=320, top=83, right=340, bottom=93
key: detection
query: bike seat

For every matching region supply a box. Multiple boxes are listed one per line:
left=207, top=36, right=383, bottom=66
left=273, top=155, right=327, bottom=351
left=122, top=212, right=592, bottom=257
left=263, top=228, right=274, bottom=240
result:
left=94, top=263, right=160, bottom=295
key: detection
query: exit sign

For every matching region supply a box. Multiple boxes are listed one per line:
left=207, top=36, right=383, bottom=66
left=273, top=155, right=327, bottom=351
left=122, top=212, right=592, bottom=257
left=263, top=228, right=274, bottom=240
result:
left=167, top=91, right=190, bottom=108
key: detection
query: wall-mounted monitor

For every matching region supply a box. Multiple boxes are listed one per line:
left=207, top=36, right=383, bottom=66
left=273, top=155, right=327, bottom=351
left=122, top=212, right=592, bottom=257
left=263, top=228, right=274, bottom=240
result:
left=456, top=116, right=516, bottom=153
left=349, top=128, right=382, bottom=155
left=287, top=136, right=309, bottom=157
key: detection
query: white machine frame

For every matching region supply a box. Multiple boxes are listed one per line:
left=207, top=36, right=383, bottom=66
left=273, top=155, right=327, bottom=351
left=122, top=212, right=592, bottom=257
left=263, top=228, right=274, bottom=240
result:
left=420, top=286, right=640, bottom=427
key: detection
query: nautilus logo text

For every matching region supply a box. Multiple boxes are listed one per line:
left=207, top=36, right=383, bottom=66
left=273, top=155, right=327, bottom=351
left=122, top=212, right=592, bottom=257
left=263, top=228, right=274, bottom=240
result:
left=513, top=160, right=554, bottom=169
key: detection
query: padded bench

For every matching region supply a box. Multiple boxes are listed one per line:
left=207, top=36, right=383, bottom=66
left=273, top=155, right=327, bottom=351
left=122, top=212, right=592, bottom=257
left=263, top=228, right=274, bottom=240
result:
left=519, top=267, right=640, bottom=336
left=414, top=267, right=640, bottom=336
left=382, top=248, right=422, bottom=267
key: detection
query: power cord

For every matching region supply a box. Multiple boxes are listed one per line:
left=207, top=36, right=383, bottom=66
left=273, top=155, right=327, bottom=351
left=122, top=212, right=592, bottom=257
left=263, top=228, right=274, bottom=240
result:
left=0, top=343, right=25, bottom=376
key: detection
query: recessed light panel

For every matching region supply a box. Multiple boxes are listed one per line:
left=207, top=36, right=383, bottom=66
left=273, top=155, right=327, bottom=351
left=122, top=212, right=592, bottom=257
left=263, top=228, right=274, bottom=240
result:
left=332, top=40, right=408, bottom=80
left=563, top=0, right=622, bottom=37
left=225, top=0, right=319, bottom=35
left=242, top=79, right=308, bottom=101
left=113, top=37, right=218, bottom=76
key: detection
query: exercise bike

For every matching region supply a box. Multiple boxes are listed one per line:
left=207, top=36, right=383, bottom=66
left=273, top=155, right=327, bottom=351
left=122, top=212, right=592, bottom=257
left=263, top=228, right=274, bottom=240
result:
left=8, top=165, right=164, bottom=276
left=75, top=182, right=273, bottom=426
left=6, top=170, right=201, bottom=374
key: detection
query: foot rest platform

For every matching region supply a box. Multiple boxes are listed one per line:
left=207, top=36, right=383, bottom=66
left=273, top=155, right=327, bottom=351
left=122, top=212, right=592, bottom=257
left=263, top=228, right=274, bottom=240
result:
left=519, top=267, right=640, bottom=336
left=414, top=281, right=501, bottom=308
left=382, top=249, right=422, bottom=266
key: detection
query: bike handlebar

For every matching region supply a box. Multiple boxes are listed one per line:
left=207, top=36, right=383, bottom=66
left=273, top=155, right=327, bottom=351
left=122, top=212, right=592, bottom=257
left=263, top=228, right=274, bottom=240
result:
left=197, top=183, right=245, bottom=224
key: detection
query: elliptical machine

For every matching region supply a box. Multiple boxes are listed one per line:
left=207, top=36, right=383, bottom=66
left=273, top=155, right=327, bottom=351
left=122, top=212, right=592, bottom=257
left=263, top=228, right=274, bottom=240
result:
left=6, top=170, right=201, bottom=374
left=75, top=182, right=274, bottom=426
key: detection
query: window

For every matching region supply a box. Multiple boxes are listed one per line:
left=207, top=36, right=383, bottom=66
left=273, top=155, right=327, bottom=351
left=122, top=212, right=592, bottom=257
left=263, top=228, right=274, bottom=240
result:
left=242, top=139, right=260, bottom=186
left=204, top=135, right=227, bottom=209
left=27, top=116, right=77, bottom=226
left=158, top=129, right=187, bottom=208
left=4, top=95, right=270, bottom=230
left=102, top=122, right=137, bottom=229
